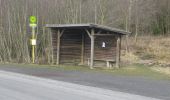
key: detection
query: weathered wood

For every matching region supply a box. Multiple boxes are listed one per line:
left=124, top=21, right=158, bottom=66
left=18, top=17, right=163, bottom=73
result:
left=80, top=33, right=85, bottom=64
left=50, top=30, right=55, bottom=64
left=60, top=30, right=65, bottom=37
left=60, top=31, right=82, bottom=64
left=56, top=30, right=61, bottom=65
left=85, top=29, right=91, bottom=38
left=50, top=27, right=122, bottom=68
left=90, top=59, right=115, bottom=68
left=94, top=34, right=116, bottom=36
left=94, top=36, right=116, bottom=60
left=90, top=29, right=95, bottom=69
left=116, top=35, right=121, bottom=68
left=84, top=34, right=117, bottom=66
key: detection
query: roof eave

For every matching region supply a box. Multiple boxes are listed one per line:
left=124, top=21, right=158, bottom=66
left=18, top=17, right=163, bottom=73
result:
left=45, top=24, right=130, bottom=35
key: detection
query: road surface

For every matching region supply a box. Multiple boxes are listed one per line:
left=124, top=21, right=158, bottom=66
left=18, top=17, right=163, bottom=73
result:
left=0, top=65, right=170, bottom=100
left=0, top=70, right=161, bottom=100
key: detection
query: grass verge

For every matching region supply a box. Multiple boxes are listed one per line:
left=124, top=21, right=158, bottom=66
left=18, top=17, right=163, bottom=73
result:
left=0, top=63, right=170, bottom=80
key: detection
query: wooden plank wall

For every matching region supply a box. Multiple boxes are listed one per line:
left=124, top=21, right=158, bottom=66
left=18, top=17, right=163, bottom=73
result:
left=60, top=30, right=82, bottom=64
left=84, top=34, right=117, bottom=66
left=94, top=36, right=117, bottom=60
left=51, top=30, right=58, bottom=62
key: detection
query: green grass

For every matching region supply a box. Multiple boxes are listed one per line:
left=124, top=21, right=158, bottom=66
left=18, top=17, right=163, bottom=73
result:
left=0, top=63, right=170, bottom=80
left=106, top=64, right=170, bottom=80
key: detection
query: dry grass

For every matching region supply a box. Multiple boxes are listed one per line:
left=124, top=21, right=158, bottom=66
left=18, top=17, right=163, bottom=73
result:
left=122, top=36, right=170, bottom=66
left=151, top=67, right=170, bottom=76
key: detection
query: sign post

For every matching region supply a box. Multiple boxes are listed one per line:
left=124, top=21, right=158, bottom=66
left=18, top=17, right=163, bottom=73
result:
left=29, top=16, right=37, bottom=63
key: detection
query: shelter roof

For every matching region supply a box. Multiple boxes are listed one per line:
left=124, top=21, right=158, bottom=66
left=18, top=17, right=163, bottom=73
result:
left=46, top=23, right=130, bottom=35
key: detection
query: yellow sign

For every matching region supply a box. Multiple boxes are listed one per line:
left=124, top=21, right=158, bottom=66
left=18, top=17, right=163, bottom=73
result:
left=29, top=16, right=37, bottom=24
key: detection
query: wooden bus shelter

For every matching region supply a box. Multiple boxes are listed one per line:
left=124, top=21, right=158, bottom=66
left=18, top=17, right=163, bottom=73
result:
left=46, top=24, right=129, bottom=69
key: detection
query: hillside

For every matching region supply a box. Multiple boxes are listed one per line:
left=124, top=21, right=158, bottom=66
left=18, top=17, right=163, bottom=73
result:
left=122, top=36, right=170, bottom=75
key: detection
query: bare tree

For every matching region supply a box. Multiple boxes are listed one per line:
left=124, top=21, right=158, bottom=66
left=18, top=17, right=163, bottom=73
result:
left=1, top=0, right=170, bottom=64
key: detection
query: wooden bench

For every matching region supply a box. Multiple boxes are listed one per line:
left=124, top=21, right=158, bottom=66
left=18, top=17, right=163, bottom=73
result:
left=87, top=58, right=115, bottom=68
left=105, top=60, right=116, bottom=68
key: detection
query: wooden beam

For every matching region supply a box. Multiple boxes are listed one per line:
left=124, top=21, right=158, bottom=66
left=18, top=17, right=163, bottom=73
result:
left=90, top=29, right=95, bottom=69
left=85, top=29, right=91, bottom=38
left=59, top=29, right=65, bottom=38
left=116, top=35, right=121, bottom=68
left=96, top=31, right=101, bottom=34
left=80, top=33, right=85, bottom=64
left=56, top=30, right=61, bottom=65
left=85, top=28, right=95, bottom=68
left=94, top=34, right=115, bottom=36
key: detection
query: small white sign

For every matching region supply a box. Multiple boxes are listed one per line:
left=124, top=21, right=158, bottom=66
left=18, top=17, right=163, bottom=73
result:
left=29, top=23, right=37, bottom=28
left=102, top=42, right=106, bottom=48
left=31, top=39, right=36, bottom=45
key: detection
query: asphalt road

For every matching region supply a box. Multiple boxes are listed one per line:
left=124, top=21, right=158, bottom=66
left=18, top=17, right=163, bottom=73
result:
left=0, top=64, right=170, bottom=100
left=0, top=70, right=161, bottom=100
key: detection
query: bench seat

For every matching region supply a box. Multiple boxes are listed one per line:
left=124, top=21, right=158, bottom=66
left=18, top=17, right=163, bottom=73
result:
left=87, top=58, right=115, bottom=68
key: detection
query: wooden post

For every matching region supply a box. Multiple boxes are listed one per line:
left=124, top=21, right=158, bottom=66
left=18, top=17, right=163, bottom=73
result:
left=90, top=29, right=95, bottom=69
left=80, top=33, right=85, bottom=64
left=85, top=29, right=95, bottom=69
left=50, top=29, right=54, bottom=64
left=116, top=35, right=121, bottom=68
left=56, top=30, right=61, bottom=65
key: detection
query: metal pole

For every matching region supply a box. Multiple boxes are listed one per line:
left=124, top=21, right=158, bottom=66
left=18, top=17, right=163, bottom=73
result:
left=32, top=27, right=35, bottom=63
left=29, top=16, right=37, bottom=64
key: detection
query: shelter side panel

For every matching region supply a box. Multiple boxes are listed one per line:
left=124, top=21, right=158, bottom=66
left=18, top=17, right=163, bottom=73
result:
left=51, top=30, right=58, bottom=60
left=84, top=35, right=117, bottom=66
left=94, top=36, right=117, bottom=60
left=60, top=31, right=82, bottom=64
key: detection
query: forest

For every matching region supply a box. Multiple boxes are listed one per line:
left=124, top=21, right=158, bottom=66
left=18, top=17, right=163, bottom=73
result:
left=0, top=0, right=170, bottom=66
